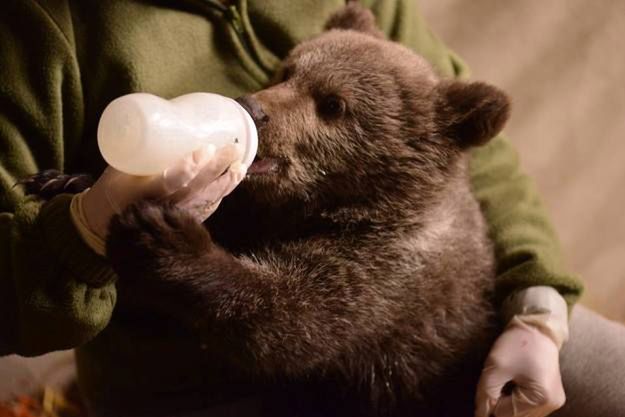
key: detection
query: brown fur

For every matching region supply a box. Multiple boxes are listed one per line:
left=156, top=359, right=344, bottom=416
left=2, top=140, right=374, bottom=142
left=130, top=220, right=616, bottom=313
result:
left=24, top=3, right=510, bottom=416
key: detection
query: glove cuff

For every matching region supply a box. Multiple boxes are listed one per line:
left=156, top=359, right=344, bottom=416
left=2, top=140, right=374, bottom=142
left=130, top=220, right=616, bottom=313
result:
left=70, top=190, right=107, bottom=256
left=502, top=286, right=569, bottom=350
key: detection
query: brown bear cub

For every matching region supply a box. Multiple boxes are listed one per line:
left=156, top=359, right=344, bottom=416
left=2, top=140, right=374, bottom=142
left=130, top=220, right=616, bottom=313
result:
left=25, top=3, right=510, bottom=417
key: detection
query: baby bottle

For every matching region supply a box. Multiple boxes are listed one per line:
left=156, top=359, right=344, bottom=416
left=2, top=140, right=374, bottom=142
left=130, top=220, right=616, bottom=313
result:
left=97, top=92, right=258, bottom=176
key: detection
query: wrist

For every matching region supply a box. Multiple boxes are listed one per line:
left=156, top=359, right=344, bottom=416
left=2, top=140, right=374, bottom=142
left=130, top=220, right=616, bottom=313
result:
left=70, top=190, right=107, bottom=256
left=502, top=286, right=569, bottom=350
left=38, top=194, right=116, bottom=286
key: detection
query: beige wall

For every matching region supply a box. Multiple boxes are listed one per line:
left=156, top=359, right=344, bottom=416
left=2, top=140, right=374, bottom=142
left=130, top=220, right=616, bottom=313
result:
left=421, top=0, right=625, bottom=321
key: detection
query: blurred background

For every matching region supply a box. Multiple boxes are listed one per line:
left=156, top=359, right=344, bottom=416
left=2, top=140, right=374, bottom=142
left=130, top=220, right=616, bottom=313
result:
left=2, top=0, right=624, bottom=409
left=421, top=0, right=625, bottom=322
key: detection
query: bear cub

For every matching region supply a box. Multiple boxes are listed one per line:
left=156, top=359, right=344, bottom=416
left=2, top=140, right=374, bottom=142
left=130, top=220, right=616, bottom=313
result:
left=25, top=3, right=510, bottom=417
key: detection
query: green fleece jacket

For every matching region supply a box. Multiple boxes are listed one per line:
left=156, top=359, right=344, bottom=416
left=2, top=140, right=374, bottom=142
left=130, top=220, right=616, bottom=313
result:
left=0, top=0, right=582, bottom=408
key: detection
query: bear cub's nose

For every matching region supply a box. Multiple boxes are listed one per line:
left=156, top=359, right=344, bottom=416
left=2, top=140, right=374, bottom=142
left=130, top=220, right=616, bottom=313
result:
left=235, top=95, right=269, bottom=128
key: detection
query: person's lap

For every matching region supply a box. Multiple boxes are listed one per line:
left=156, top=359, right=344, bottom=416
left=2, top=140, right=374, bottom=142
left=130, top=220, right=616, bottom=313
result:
left=89, top=305, right=625, bottom=417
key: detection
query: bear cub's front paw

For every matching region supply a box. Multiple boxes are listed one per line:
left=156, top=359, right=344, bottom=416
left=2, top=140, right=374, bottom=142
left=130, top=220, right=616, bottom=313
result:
left=106, top=200, right=213, bottom=279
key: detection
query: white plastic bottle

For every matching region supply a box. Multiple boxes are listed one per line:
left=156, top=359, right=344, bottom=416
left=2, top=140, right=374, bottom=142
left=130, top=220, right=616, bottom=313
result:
left=97, top=92, right=258, bottom=176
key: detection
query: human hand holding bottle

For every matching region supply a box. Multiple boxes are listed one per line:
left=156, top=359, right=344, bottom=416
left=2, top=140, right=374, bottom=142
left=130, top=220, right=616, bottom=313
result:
left=72, top=143, right=246, bottom=256
left=70, top=92, right=258, bottom=256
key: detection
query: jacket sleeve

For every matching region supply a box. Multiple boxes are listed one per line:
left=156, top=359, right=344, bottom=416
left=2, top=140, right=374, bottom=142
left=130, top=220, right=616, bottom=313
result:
left=364, top=0, right=583, bottom=310
left=0, top=0, right=117, bottom=356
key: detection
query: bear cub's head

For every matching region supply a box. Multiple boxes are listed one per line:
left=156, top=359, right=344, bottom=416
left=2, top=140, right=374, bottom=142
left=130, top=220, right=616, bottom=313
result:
left=237, top=3, right=510, bottom=217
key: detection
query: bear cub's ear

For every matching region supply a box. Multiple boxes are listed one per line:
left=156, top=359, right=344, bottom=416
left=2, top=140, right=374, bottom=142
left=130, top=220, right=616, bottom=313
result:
left=435, top=81, right=511, bottom=148
left=324, top=1, right=384, bottom=38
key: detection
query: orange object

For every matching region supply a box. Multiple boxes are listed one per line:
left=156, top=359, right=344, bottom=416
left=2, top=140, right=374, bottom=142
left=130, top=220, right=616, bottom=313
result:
left=0, top=388, right=84, bottom=417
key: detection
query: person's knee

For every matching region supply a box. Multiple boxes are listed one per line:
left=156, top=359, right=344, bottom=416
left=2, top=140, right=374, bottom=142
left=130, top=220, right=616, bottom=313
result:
left=554, top=305, right=625, bottom=417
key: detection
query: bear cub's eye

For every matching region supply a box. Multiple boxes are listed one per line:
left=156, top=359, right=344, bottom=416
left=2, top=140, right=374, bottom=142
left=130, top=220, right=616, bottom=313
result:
left=318, top=95, right=346, bottom=119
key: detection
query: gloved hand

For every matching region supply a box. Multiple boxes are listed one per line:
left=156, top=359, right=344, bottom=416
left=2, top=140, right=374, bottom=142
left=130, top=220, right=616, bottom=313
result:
left=71, top=143, right=246, bottom=255
left=475, top=286, right=569, bottom=417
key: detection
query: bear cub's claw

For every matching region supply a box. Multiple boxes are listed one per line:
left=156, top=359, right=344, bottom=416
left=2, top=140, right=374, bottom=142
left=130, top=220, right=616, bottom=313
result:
left=17, top=169, right=93, bottom=199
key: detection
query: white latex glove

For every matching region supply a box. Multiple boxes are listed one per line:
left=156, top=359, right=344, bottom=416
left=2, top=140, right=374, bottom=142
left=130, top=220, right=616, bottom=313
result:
left=475, top=286, right=569, bottom=417
left=71, top=143, right=246, bottom=255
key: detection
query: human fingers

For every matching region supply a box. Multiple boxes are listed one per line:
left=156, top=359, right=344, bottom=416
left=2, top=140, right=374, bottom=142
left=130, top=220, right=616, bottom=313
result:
left=173, top=161, right=247, bottom=222
left=475, top=363, right=511, bottom=417
left=167, top=143, right=242, bottom=204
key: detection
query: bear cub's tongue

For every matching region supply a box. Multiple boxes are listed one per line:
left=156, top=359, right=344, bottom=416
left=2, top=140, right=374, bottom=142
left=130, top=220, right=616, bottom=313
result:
left=248, top=158, right=279, bottom=175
